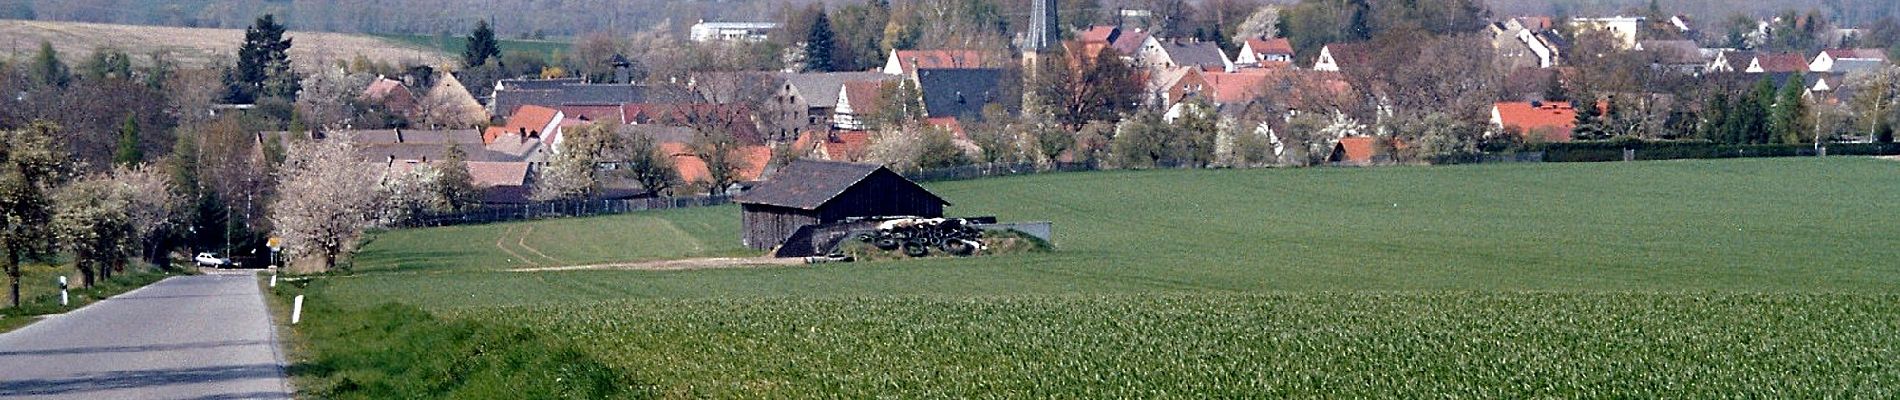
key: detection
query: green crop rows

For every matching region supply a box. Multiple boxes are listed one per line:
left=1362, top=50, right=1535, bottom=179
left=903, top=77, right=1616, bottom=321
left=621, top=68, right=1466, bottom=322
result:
left=299, top=157, right=1900, bottom=396
left=461, top=293, right=1900, bottom=398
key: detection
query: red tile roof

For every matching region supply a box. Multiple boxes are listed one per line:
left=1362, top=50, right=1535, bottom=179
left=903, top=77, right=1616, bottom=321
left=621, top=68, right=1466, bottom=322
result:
left=555, top=105, right=626, bottom=124
left=1494, top=102, right=1576, bottom=142
left=1337, top=136, right=1378, bottom=163
left=1822, top=48, right=1888, bottom=60
left=1079, top=26, right=1118, bottom=43
left=1204, top=72, right=1269, bottom=104
left=892, top=50, right=989, bottom=75
left=487, top=105, right=561, bottom=144
left=660, top=142, right=774, bottom=186
left=826, top=131, right=872, bottom=161
left=362, top=78, right=408, bottom=100
left=466, top=161, right=530, bottom=187
left=840, top=81, right=885, bottom=115
left=925, top=117, right=968, bottom=140
left=1246, top=37, right=1293, bottom=56
left=1753, top=53, right=1810, bottom=73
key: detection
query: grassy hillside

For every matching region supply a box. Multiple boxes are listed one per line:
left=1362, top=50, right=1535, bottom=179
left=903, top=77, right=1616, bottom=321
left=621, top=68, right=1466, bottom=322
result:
left=307, top=158, right=1900, bottom=396
left=372, top=34, right=569, bottom=59
left=0, top=20, right=452, bottom=70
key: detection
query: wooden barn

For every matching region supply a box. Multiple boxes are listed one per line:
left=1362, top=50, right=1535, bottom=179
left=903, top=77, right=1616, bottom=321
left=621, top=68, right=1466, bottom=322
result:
left=735, top=160, right=949, bottom=251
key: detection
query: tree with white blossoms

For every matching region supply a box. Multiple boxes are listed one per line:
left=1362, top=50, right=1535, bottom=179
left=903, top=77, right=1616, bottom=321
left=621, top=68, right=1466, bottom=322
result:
left=53, top=175, right=133, bottom=288
left=110, top=164, right=182, bottom=267
left=269, top=140, right=380, bottom=273
left=295, top=66, right=373, bottom=131
left=377, top=163, right=437, bottom=226
left=532, top=122, right=622, bottom=201
left=1235, top=6, right=1281, bottom=40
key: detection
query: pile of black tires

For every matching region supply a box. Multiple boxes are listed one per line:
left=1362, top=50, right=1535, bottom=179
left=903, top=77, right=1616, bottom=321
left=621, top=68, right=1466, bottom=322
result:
left=858, top=217, right=985, bottom=257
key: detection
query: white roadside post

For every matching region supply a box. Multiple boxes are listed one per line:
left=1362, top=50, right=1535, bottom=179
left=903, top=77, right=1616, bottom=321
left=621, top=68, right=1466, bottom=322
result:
left=57, top=276, right=68, bottom=306
left=291, top=295, right=305, bottom=325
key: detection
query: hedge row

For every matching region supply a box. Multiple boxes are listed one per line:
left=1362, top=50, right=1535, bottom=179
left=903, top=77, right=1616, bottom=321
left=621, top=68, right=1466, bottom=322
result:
left=1521, top=140, right=1900, bottom=163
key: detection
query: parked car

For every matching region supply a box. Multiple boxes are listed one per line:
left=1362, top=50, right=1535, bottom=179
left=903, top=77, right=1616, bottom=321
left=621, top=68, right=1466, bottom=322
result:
left=194, top=253, right=230, bottom=268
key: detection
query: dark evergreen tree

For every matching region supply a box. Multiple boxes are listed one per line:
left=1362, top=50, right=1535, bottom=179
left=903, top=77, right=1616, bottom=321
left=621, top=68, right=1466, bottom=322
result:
left=1698, top=91, right=1729, bottom=141
left=31, top=41, right=69, bottom=88
left=1747, top=78, right=1778, bottom=143
left=1768, top=73, right=1810, bottom=144
left=1571, top=99, right=1606, bottom=140
left=225, top=14, right=299, bottom=104
left=805, top=12, right=837, bottom=72
left=464, top=19, right=502, bottom=68
left=115, top=114, right=143, bottom=167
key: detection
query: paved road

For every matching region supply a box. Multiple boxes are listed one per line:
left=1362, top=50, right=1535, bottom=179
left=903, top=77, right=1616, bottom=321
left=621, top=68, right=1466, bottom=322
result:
left=0, top=270, right=292, bottom=399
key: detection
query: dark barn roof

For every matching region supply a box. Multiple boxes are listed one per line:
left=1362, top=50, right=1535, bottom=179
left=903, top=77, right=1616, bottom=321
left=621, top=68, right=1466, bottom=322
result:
left=490, top=79, right=697, bottom=116
left=736, top=160, right=948, bottom=210
left=916, top=68, right=1004, bottom=121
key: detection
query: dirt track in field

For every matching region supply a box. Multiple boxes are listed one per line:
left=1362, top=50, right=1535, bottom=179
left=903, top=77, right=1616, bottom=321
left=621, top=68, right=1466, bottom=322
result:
left=509, top=257, right=808, bottom=272
left=0, top=20, right=451, bottom=71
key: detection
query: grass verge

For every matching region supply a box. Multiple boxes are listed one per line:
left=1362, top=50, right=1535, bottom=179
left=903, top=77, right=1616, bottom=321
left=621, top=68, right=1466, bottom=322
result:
left=268, top=278, right=643, bottom=399
left=0, top=264, right=189, bottom=334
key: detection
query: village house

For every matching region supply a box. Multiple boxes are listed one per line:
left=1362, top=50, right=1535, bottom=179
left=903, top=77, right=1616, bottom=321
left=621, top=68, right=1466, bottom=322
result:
left=916, top=68, right=1006, bottom=122
left=466, top=161, right=535, bottom=204
left=1569, top=16, right=1645, bottom=49
left=769, top=72, right=898, bottom=140
left=1636, top=40, right=1711, bottom=75
left=1746, top=53, right=1810, bottom=74
left=361, top=76, right=417, bottom=119
left=1076, top=25, right=1150, bottom=60
left=657, top=142, right=775, bottom=191
left=883, top=49, right=990, bottom=79
left=488, top=77, right=696, bottom=118
left=832, top=81, right=885, bottom=131
left=1311, top=43, right=1371, bottom=72
left=1328, top=136, right=1386, bottom=166
left=1491, top=18, right=1565, bottom=70
left=688, top=21, right=779, bottom=42
left=1234, top=37, right=1294, bottom=67
left=791, top=130, right=873, bottom=162
left=1809, top=48, right=1889, bottom=74
left=1491, top=101, right=1577, bottom=143
left=1137, top=37, right=1233, bottom=72
left=1706, top=50, right=1754, bottom=73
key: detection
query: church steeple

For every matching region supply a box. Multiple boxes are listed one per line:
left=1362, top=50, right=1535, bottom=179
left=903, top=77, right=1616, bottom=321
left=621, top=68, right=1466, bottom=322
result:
left=1025, top=0, right=1059, bottom=52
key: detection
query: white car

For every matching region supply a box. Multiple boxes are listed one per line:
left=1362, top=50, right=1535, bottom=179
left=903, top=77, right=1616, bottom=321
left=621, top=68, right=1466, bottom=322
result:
left=194, top=253, right=229, bottom=268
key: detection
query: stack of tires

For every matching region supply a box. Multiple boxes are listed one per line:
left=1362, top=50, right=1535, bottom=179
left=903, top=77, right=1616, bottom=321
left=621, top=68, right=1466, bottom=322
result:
left=860, top=218, right=984, bottom=257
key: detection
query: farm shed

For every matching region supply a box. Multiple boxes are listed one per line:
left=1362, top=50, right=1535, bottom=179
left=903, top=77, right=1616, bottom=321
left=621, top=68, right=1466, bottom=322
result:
left=735, top=160, right=949, bottom=250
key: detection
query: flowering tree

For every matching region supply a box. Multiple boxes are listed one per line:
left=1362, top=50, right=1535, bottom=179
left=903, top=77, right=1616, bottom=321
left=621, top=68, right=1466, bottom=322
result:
left=269, top=140, right=380, bottom=273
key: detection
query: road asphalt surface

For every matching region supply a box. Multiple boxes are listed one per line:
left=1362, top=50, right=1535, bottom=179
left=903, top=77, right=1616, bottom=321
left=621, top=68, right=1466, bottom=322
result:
left=0, top=270, right=292, bottom=399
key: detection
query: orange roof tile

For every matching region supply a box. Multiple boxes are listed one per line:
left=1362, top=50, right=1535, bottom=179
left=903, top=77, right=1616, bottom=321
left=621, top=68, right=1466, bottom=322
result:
left=826, top=131, right=872, bottom=162
left=661, top=142, right=774, bottom=185
left=925, top=117, right=967, bottom=140
left=1204, top=72, right=1270, bottom=104
left=1337, top=136, right=1378, bottom=163
left=488, top=105, right=560, bottom=144
left=1079, top=26, right=1118, bottom=43
left=1753, top=53, right=1810, bottom=73
left=1247, top=37, right=1293, bottom=55
left=1494, top=102, right=1576, bottom=142
left=893, top=50, right=989, bottom=73
left=841, top=81, right=886, bottom=115
left=466, top=161, right=530, bottom=187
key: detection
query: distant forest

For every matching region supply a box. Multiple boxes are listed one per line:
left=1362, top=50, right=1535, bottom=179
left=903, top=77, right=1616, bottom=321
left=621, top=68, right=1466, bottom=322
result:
left=1, top=0, right=1898, bottom=38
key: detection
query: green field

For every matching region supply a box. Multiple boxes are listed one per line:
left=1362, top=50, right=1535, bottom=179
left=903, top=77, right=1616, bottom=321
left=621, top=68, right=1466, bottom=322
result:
left=301, top=158, right=1900, bottom=396
left=373, top=34, right=570, bottom=59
